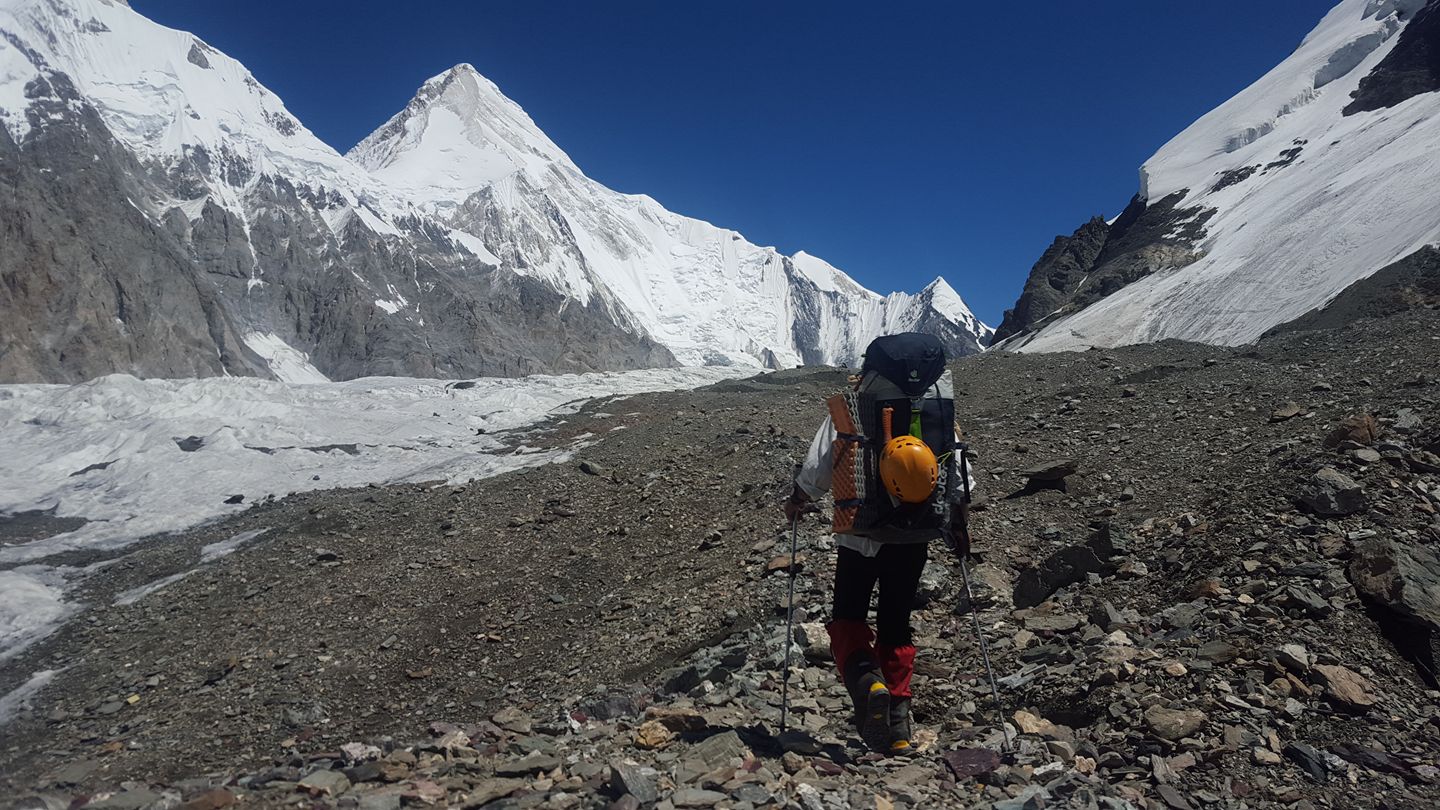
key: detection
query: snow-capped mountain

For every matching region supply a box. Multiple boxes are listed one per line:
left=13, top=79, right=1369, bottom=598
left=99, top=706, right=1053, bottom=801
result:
left=996, top=0, right=1440, bottom=351
left=347, top=64, right=990, bottom=368
left=0, top=0, right=988, bottom=384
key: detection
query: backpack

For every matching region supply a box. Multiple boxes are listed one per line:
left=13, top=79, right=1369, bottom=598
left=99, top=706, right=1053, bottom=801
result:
left=826, top=333, right=958, bottom=541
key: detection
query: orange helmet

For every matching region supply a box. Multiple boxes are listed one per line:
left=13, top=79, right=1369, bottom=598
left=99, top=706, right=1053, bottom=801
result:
left=879, top=436, right=938, bottom=504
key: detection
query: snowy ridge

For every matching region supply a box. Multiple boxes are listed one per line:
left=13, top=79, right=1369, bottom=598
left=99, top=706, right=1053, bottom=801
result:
left=347, top=64, right=992, bottom=367
left=1015, top=0, right=1440, bottom=353
left=0, top=0, right=989, bottom=378
left=0, top=0, right=401, bottom=225
left=349, top=64, right=577, bottom=204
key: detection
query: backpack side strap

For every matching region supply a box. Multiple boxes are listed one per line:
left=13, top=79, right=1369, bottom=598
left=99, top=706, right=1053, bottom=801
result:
left=826, top=393, right=866, bottom=534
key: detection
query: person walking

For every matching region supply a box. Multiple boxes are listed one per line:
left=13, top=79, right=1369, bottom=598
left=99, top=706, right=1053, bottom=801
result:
left=784, top=332, right=973, bottom=755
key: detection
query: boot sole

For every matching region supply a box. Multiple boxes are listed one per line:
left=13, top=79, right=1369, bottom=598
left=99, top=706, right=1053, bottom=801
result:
left=860, top=682, right=892, bottom=752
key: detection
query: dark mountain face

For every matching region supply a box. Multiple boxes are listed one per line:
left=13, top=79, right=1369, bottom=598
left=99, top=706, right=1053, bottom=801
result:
left=0, top=73, right=256, bottom=383
left=993, top=194, right=1215, bottom=345
left=992, top=217, right=1110, bottom=343
left=1345, top=0, right=1440, bottom=115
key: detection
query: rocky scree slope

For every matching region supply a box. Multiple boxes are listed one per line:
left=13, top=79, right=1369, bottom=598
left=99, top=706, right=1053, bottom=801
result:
left=0, top=0, right=988, bottom=384
left=997, top=0, right=1440, bottom=352
left=3, top=311, right=1440, bottom=808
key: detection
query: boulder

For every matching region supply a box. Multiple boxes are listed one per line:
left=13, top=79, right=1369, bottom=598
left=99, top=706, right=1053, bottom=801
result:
left=1298, top=467, right=1366, bottom=516
left=1020, top=459, right=1079, bottom=481
left=1324, top=413, right=1381, bottom=448
left=1348, top=538, right=1440, bottom=685
left=1312, top=664, right=1378, bottom=711
left=1012, top=525, right=1120, bottom=608
left=1349, top=539, right=1440, bottom=627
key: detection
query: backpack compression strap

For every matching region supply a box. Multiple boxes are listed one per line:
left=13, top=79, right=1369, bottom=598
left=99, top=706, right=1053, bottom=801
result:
left=826, top=393, right=866, bottom=534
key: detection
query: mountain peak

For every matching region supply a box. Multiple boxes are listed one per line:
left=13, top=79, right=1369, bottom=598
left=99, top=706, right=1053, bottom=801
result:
left=348, top=63, right=576, bottom=202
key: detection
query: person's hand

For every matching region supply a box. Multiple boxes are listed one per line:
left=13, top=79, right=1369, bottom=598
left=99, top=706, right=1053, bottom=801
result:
left=783, top=486, right=818, bottom=523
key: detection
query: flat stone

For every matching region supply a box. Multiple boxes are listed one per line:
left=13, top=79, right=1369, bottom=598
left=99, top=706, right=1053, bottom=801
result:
left=610, top=761, right=658, bottom=804
left=1197, top=639, right=1239, bottom=662
left=490, top=706, right=533, bottom=734
left=176, top=789, right=236, bottom=810
left=1020, top=459, right=1078, bottom=481
left=731, top=783, right=772, bottom=804
left=677, top=731, right=748, bottom=783
left=494, top=752, right=561, bottom=776
left=356, top=793, right=401, bottom=810
left=1284, top=743, right=1330, bottom=781
left=1144, top=704, right=1207, bottom=741
left=1312, top=664, right=1378, bottom=710
left=90, top=791, right=164, bottom=810
left=942, top=747, right=1002, bottom=777
left=1023, top=613, right=1082, bottom=633
left=1253, top=747, right=1283, bottom=765
left=1276, top=644, right=1311, bottom=673
left=1270, top=402, right=1302, bottom=422
left=464, top=779, right=525, bottom=806
left=298, top=770, right=351, bottom=797
left=48, top=760, right=100, bottom=788
left=671, top=788, right=726, bottom=807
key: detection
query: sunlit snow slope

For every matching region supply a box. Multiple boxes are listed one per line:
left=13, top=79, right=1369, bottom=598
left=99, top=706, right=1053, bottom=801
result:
left=1011, top=0, right=1440, bottom=352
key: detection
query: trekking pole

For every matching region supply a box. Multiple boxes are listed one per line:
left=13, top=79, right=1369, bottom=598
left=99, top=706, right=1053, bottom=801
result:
left=952, top=444, right=1013, bottom=753
left=779, top=512, right=800, bottom=734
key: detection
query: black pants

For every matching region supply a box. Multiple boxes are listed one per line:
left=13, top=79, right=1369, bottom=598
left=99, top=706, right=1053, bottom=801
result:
left=832, top=543, right=928, bottom=647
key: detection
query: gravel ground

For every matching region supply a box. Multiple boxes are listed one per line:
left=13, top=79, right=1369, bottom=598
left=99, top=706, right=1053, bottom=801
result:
left=2, top=313, right=1439, bottom=809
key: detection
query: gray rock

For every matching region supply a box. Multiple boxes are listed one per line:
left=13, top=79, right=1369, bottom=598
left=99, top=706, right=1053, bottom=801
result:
left=494, top=752, right=560, bottom=776
left=730, top=783, right=772, bottom=804
left=1277, top=585, right=1333, bottom=617
left=357, top=793, right=402, bottom=810
left=610, top=760, right=658, bottom=804
left=1013, top=527, right=1118, bottom=608
left=1020, top=459, right=1079, bottom=481
left=1394, top=408, right=1424, bottom=433
left=676, top=731, right=748, bottom=783
left=298, top=769, right=350, bottom=796
left=1298, top=467, right=1366, bottom=516
left=464, top=779, right=525, bottom=806
left=1276, top=643, right=1312, bottom=673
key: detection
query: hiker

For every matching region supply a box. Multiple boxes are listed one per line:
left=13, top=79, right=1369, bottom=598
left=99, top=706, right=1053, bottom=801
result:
left=783, top=333, right=973, bottom=755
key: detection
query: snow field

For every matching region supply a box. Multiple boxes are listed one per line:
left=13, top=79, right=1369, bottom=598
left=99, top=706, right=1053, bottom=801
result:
left=0, top=366, right=744, bottom=664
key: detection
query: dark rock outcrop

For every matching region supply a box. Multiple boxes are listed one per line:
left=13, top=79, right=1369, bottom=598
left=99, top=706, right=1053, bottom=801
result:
left=995, top=194, right=1214, bottom=345
left=1345, top=0, right=1440, bottom=115
left=992, top=217, right=1109, bottom=342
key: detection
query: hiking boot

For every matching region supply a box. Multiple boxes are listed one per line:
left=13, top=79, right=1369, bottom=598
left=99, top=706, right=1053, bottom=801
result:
left=854, top=670, right=892, bottom=752
left=887, top=698, right=915, bottom=756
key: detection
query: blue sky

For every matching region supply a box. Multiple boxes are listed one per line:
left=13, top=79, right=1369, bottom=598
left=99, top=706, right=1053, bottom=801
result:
left=134, top=0, right=1338, bottom=326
